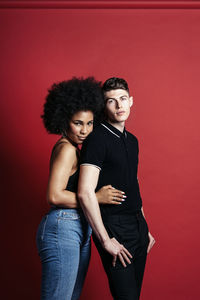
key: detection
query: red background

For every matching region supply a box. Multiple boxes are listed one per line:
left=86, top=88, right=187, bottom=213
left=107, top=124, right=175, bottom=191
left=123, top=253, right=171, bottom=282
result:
left=1, top=1, right=200, bottom=299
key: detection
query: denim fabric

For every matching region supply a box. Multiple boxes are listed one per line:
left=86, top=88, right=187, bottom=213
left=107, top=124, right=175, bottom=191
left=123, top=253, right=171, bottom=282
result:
left=36, top=208, right=92, bottom=300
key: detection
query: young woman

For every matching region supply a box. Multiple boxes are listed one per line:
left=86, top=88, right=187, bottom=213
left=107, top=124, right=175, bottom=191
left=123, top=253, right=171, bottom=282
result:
left=36, top=77, right=125, bottom=300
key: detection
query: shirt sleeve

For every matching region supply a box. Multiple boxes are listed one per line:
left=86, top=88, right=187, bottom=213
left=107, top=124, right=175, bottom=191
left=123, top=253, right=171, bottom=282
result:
left=80, top=131, right=106, bottom=171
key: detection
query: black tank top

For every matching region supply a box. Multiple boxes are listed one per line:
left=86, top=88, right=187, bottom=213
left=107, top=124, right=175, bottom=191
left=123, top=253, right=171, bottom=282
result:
left=66, top=168, right=79, bottom=193
left=51, top=141, right=79, bottom=193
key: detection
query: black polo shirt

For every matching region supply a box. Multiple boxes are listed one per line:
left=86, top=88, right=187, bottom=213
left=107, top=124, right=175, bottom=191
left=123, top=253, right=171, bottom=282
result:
left=80, top=121, right=142, bottom=218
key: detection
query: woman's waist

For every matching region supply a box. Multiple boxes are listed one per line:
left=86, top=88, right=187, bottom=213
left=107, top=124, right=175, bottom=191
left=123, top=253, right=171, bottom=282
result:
left=49, top=205, right=82, bottom=217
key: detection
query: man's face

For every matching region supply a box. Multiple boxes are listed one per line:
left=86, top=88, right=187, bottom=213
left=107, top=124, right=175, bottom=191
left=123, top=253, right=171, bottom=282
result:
left=104, top=89, right=133, bottom=123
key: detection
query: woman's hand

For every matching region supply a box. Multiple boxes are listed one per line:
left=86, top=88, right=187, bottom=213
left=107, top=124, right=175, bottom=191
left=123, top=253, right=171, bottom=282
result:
left=103, top=237, right=132, bottom=267
left=147, top=232, right=156, bottom=253
left=96, top=185, right=126, bottom=205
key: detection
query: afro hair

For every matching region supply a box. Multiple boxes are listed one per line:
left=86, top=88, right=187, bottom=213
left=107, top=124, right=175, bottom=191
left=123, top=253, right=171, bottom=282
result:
left=42, top=77, right=104, bottom=135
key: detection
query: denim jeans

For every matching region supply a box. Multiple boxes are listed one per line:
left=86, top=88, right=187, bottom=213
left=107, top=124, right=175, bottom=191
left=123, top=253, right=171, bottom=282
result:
left=36, top=208, right=92, bottom=300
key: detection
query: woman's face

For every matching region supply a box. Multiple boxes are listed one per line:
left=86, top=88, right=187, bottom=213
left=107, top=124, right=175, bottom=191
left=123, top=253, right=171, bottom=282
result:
left=67, top=110, right=94, bottom=144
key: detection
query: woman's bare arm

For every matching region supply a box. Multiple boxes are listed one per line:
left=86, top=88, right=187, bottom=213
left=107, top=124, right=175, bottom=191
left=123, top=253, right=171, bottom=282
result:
left=46, top=143, right=125, bottom=208
left=47, top=143, right=78, bottom=208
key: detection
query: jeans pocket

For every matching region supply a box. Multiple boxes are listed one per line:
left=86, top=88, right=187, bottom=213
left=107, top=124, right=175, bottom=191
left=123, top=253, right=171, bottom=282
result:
left=36, top=214, right=49, bottom=252
left=105, top=222, right=122, bottom=243
left=40, top=214, right=49, bottom=241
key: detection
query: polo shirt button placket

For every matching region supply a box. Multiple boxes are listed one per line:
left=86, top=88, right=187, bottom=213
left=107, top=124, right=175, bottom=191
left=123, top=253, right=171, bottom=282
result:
left=121, top=134, right=131, bottom=182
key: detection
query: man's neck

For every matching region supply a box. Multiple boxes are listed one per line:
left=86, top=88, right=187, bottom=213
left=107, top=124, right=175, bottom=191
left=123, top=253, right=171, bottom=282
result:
left=106, top=120, right=125, bottom=133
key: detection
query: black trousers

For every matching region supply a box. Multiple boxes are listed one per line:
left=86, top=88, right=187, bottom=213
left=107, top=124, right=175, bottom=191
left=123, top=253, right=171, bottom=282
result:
left=92, top=211, right=149, bottom=300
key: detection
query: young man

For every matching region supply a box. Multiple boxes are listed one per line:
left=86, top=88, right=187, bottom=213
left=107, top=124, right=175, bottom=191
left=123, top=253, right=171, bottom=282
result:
left=78, top=77, right=155, bottom=300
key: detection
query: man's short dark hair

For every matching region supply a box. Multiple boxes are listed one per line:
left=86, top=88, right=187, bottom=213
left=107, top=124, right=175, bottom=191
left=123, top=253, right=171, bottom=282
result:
left=102, top=77, right=129, bottom=93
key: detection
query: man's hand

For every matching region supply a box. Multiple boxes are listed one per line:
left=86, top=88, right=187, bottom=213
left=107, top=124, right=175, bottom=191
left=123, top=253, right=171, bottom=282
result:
left=147, top=232, right=155, bottom=253
left=103, top=237, right=132, bottom=267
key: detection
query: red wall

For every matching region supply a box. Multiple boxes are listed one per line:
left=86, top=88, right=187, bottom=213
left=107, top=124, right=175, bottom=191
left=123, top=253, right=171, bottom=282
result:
left=1, top=3, right=200, bottom=299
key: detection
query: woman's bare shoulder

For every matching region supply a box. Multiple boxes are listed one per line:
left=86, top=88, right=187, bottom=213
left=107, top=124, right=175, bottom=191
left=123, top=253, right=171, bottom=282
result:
left=51, top=139, right=77, bottom=163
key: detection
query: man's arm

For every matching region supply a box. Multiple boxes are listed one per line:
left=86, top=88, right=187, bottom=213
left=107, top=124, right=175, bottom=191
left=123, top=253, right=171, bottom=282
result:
left=141, top=207, right=156, bottom=253
left=78, top=165, right=132, bottom=267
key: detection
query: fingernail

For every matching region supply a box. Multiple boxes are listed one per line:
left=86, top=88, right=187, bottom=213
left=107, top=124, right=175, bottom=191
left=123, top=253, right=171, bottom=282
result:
left=121, top=199, right=126, bottom=202
left=122, top=195, right=127, bottom=198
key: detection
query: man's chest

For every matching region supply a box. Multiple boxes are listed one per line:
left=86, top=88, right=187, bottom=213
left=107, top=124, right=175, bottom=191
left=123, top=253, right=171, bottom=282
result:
left=102, top=138, right=138, bottom=173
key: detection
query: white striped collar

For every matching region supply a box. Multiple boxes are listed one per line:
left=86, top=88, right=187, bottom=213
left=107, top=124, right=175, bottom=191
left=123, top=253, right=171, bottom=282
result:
left=101, top=123, right=120, bottom=138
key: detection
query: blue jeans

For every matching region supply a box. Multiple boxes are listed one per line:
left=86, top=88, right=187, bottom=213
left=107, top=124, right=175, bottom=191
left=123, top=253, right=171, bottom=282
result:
left=36, top=208, right=92, bottom=300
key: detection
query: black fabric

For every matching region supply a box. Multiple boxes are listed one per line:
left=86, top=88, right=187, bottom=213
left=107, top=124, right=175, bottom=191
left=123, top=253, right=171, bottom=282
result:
left=80, top=121, right=142, bottom=217
left=51, top=141, right=80, bottom=193
left=65, top=168, right=79, bottom=193
left=92, top=212, right=149, bottom=300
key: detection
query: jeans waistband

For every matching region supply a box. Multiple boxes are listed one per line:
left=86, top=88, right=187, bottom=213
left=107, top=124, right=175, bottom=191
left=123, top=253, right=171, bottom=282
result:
left=49, top=206, right=83, bottom=216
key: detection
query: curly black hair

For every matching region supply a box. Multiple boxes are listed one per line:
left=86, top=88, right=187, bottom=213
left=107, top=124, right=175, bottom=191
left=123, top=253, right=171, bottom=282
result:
left=42, top=77, right=104, bottom=135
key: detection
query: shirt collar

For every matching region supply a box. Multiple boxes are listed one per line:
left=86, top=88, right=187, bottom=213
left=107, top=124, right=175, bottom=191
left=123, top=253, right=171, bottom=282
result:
left=101, top=121, right=127, bottom=138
